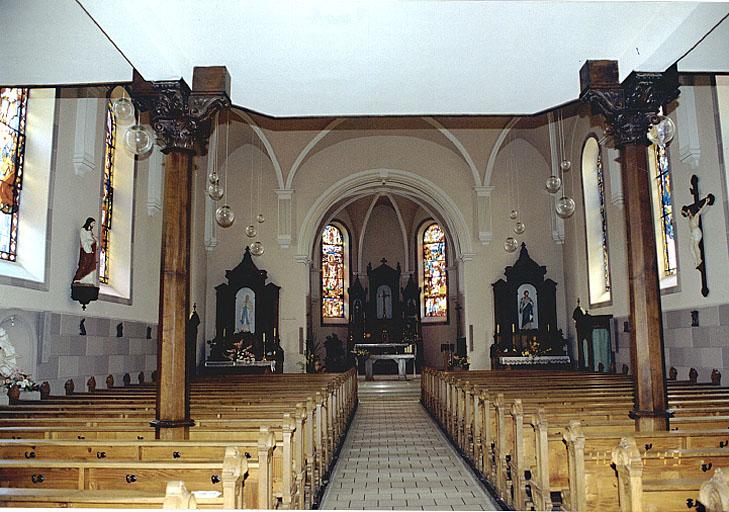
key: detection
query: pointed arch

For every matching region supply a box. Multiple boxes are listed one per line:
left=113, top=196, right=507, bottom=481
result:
left=483, top=117, right=519, bottom=186
left=421, top=117, right=481, bottom=187
left=286, top=118, right=346, bottom=190
left=232, top=110, right=285, bottom=189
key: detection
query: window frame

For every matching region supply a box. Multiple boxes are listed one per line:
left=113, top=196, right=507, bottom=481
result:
left=0, top=87, right=29, bottom=262
left=580, top=134, right=612, bottom=307
left=99, top=98, right=116, bottom=285
left=647, top=140, right=680, bottom=292
left=418, top=220, right=449, bottom=325
left=97, top=86, right=137, bottom=303
left=320, top=220, right=350, bottom=326
left=0, top=88, right=56, bottom=289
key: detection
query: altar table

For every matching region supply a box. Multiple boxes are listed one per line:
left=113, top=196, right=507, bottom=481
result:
left=365, top=354, right=416, bottom=381
left=204, top=360, right=276, bottom=372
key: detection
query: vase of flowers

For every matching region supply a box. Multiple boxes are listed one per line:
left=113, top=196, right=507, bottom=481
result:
left=2, top=368, right=38, bottom=404
left=226, top=341, right=256, bottom=364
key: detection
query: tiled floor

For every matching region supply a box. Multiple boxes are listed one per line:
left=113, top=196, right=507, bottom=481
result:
left=320, top=377, right=500, bottom=511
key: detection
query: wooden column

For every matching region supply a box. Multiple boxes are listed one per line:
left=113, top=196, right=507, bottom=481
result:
left=132, top=67, right=230, bottom=439
left=155, top=150, right=193, bottom=439
left=621, top=143, right=669, bottom=431
left=580, top=61, right=679, bottom=431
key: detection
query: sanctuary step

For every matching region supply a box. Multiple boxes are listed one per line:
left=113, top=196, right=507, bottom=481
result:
left=356, top=376, right=422, bottom=402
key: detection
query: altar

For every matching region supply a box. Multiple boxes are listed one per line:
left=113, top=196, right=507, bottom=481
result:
left=203, top=359, right=276, bottom=374
left=490, top=243, right=570, bottom=369
left=355, top=343, right=417, bottom=381
left=365, top=354, right=416, bottom=380
left=498, top=355, right=570, bottom=369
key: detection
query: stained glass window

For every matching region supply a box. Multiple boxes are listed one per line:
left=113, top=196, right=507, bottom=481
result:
left=321, top=224, right=346, bottom=319
left=423, top=223, right=447, bottom=318
left=99, top=99, right=116, bottom=284
left=581, top=136, right=611, bottom=304
left=651, top=143, right=677, bottom=281
left=596, top=153, right=610, bottom=291
left=0, top=88, right=29, bottom=261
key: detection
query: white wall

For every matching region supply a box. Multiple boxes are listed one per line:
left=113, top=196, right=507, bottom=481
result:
left=562, top=77, right=729, bottom=381
left=0, top=89, right=162, bottom=392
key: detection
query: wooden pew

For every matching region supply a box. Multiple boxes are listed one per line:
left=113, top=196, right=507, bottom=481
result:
left=0, top=446, right=249, bottom=508
left=422, top=368, right=729, bottom=511
left=612, top=437, right=729, bottom=512
left=0, top=480, right=206, bottom=509
left=0, top=368, right=358, bottom=509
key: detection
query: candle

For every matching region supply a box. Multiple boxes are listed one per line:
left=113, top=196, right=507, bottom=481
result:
left=263, top=333, right=266, bottom=342
left=496, top=324, right=500, bottom=334
left=273, top=328, right=277, bottom=337
left=512, top=324, right=515, bottom=333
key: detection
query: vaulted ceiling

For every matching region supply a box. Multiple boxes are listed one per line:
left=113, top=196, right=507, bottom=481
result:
left=4, top=1, right=729, bottom=117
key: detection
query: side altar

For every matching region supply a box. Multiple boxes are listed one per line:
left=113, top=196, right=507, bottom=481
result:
left=490, top=243, right=570, bottom=369
left=203, top=247, right=283, bottom=373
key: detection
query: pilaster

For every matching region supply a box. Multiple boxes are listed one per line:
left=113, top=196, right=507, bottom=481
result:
left=473, top=186, right=495, bottom=245
left=72, top=93, right=99, bottom=177
left=276, top=189, right=294, bottom=248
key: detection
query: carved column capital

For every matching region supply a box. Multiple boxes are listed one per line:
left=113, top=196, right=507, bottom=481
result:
left=131, top=68, right=231, bottom=154
left=579, top=61, right=679, bottom=147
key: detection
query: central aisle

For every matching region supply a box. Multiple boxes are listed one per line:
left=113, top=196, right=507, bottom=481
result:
left=320, top=378, right=500, bottom=511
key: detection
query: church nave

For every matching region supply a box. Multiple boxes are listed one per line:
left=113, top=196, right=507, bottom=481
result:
left=321, top=378, right=500, bottom=511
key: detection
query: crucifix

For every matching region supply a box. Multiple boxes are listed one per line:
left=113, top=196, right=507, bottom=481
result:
left=681, top=174, right=714, bottom=297
left=378, top=286, right=392, bottom=319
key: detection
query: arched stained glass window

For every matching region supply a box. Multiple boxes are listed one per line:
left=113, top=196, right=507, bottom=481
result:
left=99, top=99, right=116, bottom=284
left=422, top=223, right=448, bottom=319
left=0, top=88, right=29, bottom=261
left=321, top=223, right=347, bottom=320
left=648, top=142, right=678, bottom=289
left=580, top=136, right=611, bottom=305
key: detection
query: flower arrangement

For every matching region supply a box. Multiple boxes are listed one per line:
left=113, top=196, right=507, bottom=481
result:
left=352, top=348, right=370, bottom=358
left=521, top=338, right=541, bottom=358
left=448, top=355, right=470, bottom=370
left=226, top=341, right=256, bottom=364
left=2, top=368, right=37, bottom=392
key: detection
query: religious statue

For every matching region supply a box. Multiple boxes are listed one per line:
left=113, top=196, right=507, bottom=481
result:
left=519, top=289, right=534, bottom=329
left=352, top=298, right=364, bottom=326
left=681, top=192, right=714, bottom=269
left=240, top=295, right=253, bottom=333
left=70, top=217, right=100, bottom=310
left=72, top=217, right=98, bottom=285
left=0, top=327, right=17, bottom=378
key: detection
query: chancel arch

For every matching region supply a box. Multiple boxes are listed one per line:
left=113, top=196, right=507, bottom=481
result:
left=298, top=168, right=473, bottom=264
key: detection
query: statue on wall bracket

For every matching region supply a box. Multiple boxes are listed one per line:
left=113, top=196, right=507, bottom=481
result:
left=681, top=175, right=714, bottom=297
left=70, top=217, right=99, bottom=310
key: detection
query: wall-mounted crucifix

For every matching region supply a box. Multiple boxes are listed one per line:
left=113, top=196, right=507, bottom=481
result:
left=681, top=174, right=714, bottom=297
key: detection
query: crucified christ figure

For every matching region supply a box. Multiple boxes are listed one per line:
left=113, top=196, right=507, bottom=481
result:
left=681, top=193, right=714, bottom=269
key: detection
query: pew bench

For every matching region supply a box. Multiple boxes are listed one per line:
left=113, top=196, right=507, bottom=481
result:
left=0, top=448, right=251, bottom=508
